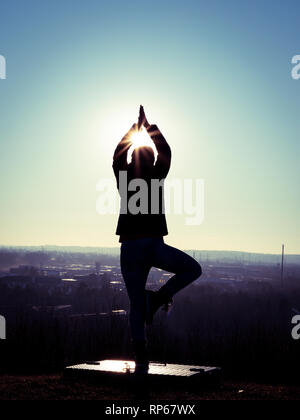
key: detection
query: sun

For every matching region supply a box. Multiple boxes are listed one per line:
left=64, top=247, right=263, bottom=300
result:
left=131, top=127, right=153, bottom=148
left=127, top=127, right=158, bottom=163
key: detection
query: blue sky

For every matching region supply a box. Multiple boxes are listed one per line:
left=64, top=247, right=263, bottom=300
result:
left=0, top=0, right=299, bottom=253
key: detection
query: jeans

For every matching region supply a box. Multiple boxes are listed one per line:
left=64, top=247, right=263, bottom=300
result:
left=120, top=237, right=202, bottom=342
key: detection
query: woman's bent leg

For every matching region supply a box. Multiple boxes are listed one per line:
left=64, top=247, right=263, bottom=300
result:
left=152, top=241, right=202, bottom=298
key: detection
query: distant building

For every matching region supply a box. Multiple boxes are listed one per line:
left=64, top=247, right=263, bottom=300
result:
left=74, top=273, right=102, bottom=288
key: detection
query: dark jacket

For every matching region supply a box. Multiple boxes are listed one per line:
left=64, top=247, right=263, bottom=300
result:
left=113, top=124, right=171, bottom=240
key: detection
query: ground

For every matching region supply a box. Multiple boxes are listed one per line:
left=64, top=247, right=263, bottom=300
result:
left=0, top=374, right=300, bottom=400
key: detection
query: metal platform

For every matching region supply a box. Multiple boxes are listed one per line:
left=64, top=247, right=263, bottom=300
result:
left=64, top=359, right=221, bottom=388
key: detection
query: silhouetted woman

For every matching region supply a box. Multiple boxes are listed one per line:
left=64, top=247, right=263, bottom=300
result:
left=113, top=106, right=202, bottom=373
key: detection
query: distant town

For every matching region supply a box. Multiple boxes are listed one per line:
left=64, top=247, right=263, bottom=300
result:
left=0, top=246, right=299, bottom=299
left=0, top=246, right=299, bottom=380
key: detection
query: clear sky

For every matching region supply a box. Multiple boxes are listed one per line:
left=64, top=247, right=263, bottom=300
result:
left=0, top=0, right=299, bottom=253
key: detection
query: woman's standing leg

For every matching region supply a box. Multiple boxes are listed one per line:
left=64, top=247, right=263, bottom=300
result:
left=120, top=239, right=152, bottom=373
left=121, top=239, right=151, bottom=342
left=120, top=240, right=151, bottom=343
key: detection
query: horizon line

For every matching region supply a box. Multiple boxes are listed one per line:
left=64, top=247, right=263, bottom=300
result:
left=0, top=244, right=298, bottom=257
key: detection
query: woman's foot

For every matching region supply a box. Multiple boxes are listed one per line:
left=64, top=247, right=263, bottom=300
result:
left=145, top=289, right=173, bottom=325
left=132, top=340, right=149, bottom=375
